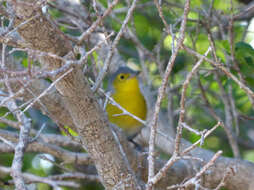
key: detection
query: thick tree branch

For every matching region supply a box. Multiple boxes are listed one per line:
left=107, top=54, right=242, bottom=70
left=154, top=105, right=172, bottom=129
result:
left=10, top=1, right=141, bottom=189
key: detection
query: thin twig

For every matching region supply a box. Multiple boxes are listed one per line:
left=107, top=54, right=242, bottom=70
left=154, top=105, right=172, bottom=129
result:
left=21, top=68, right=73, bottom=113
left=90, top=78, right=146, bottom=125
left=92, top=0, right=139, bottom=92
left=168, top=150, right=223, bottom=189
left=147, top=1, right=190, bottom=189
left=182, top=45, right=254, bottom=98
left=0, top=135, right=15, bottom=148
left=78, top=0, right=118, bottom=43
left=0, top=166, right=80, bottom=188
left=175, top=47, right=211, bottom=155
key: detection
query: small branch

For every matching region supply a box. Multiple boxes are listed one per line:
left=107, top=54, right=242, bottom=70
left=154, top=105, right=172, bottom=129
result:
left=78, top=0, right=118, bottom=43
left=48, top=172, right=99, bottom=182
left=21, top=68, right=73, bottom=113
left=0, top=135, right=15, bottom=148
left=0, top=129, right=92, bottom=165
left=0, top=117, right=20, bottom=129
left=182, top=45, right=254, bottom=99
left=92, top=0, right=139, bottom=92
left=147, top=0, right=190, bottom=189
left=153, top=0, right=170, bottom=33
left=90, top=79, right=146, bottom=125
left=181, top=122, right=221, bottom=155
left=175, top=47, right=211, bottom=155
left=2, top=14, right=40, bottom=37
left=233, top=2, right=254, bottom=21
left=214, top=167, right=235, bottom=190
left=0, top=166, right=80, bottom=188
left=168, top=151, right=223, bottom=189
left=29, top=123, right=46, bottom=143
left=1, top=41, right=28, bottom=189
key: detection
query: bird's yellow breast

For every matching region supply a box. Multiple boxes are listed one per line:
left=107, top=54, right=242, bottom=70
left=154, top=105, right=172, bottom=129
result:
left=106, top=77, right=147, bottom=137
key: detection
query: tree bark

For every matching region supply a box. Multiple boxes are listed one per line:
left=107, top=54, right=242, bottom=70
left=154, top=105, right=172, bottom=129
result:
left=11, top=1, right=141, bottom=189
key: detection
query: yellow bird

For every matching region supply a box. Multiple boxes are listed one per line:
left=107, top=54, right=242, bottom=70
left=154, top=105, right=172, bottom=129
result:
left=106, top=67, right=147, bottom=139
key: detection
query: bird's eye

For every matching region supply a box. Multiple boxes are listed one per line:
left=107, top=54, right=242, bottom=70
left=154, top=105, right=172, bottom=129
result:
left=120, top=75, right=125, bottom=80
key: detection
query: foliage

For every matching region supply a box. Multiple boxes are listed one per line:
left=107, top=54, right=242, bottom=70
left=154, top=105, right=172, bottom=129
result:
left=0, top=0, right=254, bottom=189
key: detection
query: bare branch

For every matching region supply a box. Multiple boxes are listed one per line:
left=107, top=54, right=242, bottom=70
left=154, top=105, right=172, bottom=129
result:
left=147, top=0, right=190, bottom=189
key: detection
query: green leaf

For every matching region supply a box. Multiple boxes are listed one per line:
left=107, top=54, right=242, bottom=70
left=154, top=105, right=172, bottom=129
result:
left=235, top=42, right=254, bottom=65
left=21, top=58, right=28, bottom=67
left=61, top=126, right=78, bottom=136
left=196, top=33, right=210, bottom=54
left=221, top=40, right=231, bottom=53
left=235, top=42, right=254, bottom=87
